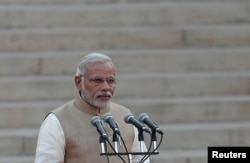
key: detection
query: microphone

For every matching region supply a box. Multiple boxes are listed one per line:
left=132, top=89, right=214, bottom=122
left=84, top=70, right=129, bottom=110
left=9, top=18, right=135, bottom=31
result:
left=103, top=113, right=120, bottom=134
left=124, top=113, right=151, bottom=134
left=124, top=113, right=150, bottom=153
left=139, top=113, right=164, bottom=135
left=91, top=116, right=108, bottom=139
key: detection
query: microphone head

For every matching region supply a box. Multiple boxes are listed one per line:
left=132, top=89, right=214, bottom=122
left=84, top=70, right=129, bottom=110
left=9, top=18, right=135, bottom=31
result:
left=91, top=116, right=101, bottom=126
left=103, top=112, right=120, bottom=134
left=124, top=113, right=134, bottom=123
left=103, top=112, right=113, bottom=122
left=139, top=113, right=149, bottom=123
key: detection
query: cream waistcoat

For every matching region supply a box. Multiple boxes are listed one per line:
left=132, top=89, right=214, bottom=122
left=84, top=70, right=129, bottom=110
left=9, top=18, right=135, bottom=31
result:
left=51, top=93, right=134, bottom=163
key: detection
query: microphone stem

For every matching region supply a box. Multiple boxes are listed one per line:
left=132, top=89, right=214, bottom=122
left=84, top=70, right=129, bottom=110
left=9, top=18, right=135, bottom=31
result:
left=153, top=141, right=157, bottom=152
left=113, top=133, right=119, bottom=153
left=151, top=130, right=158, bottom=152
left=114, top=141, right=118, bottom=153
left=139, top=141, right=144, bottom=153
left=101, top=142, right=106, bottom=153
left=99, top=136, right=107, bottom=153
left=138, top=129, right=144, bottom=141
left=129, top=154, right=133, bottom=163
left=137, top=129, right=145, bottom=153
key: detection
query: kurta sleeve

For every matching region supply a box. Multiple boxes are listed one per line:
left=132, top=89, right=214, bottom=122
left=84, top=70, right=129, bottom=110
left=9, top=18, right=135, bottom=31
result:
left=35, top=114, right=65, bottom=163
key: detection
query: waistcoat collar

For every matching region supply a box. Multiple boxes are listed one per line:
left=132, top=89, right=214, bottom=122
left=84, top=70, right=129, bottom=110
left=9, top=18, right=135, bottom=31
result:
left=74, top=91, right=111, bottom=116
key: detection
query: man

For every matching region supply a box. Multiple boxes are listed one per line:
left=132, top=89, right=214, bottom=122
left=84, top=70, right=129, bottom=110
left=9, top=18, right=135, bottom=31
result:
left=35, top=53, right=149, bottom=163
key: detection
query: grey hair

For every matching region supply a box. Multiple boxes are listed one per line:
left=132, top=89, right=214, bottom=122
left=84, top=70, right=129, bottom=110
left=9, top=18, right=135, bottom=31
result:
left=75, top=52, right=113, bottom=76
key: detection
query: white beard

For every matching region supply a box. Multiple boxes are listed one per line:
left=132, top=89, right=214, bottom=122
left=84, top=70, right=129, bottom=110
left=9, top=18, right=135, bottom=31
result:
left=81, top=82, right=112, bottom=108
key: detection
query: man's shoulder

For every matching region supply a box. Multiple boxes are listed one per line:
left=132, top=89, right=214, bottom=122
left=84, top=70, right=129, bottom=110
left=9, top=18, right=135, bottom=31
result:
left=51, top=99, right=75, bottom=114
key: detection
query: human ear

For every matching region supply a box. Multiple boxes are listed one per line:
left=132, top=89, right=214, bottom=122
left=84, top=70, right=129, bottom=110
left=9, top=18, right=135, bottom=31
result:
left=74, top=76, right=82, bottom=91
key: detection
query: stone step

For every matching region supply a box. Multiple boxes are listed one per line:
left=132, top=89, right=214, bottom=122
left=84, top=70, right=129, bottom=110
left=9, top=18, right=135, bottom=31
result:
left=0, top=0, right=247, bottom=5
left=0, top=150, right=207, bottom=163
left=0, top=128, right=37, bottom=156
left=151, top=150, right=207, bottom=163
left=0, top=156, right=34, bottom=163
left=1, top=48, right=250, bottom=76
left=0, top=25, right=250, bottom=52
left=0, top=73, right=250, bottom=101
left=0, top=150, right=206, bottom=163
left=0, top=0, right=166, bottom=5
left=1, top=121, right=250, bottom=156
left=117, top=73, right=250, bottom=98
left=0, top=3, right=249, bottom=29
left=161, top=121, right=250, bottom=150
left=125, top=96, right=250, bottom=124
left=1, top=96, right=250, bottom=128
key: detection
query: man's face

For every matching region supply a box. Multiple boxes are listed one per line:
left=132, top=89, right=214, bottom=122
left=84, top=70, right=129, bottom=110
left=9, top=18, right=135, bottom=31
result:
left=77, top=61, right=116, bottom=108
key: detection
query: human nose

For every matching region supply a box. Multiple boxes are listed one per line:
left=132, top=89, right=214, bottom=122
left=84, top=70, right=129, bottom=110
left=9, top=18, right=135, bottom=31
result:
left=100, top=80, right=111, bottom=90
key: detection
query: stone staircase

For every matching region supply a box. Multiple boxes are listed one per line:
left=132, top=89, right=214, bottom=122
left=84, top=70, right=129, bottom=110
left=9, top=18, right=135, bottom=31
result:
left=0, top=0, right=250, bottom=163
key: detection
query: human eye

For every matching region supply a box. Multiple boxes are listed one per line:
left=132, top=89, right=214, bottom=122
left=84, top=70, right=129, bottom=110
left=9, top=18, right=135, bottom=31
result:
left=91, top=77, right=104, bottom=84
left=107, top=77, right=116, bottom=84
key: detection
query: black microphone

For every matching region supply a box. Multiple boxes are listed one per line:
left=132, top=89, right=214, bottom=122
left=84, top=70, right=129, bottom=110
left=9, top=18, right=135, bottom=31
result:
left=103, top=113, right=120, bottom=134
left=139, top=113, right=164, bottom=135
left=91, top=116, right=108, bottom=138
left=124, top=113, right=151, bottom=134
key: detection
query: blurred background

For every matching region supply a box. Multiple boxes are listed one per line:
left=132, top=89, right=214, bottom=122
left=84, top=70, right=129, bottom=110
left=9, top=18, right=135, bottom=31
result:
left=0, top=0, right=250, bottom=162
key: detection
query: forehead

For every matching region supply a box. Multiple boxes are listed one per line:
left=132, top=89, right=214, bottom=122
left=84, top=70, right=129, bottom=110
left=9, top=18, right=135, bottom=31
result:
left=85, top=61, right=115, bottom=76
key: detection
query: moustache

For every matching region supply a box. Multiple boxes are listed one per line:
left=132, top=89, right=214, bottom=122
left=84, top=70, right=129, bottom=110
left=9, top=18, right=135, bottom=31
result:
left=95, top=91, right=112, bottom=98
